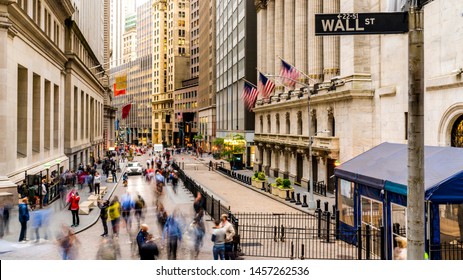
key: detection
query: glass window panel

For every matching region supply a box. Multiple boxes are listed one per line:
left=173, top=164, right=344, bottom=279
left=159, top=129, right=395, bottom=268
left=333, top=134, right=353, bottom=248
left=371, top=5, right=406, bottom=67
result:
left=338, top=179, right=354, bottom=226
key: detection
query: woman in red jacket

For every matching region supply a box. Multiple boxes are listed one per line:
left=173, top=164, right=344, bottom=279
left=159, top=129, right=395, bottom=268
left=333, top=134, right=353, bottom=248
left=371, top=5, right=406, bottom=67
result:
left=70, top=191, right=80, bottom=227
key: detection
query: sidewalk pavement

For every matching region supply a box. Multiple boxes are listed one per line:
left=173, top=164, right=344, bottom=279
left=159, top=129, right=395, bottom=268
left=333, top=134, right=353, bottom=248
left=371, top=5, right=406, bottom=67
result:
left=180, top=153, right=336, bottom=215
left=0, top=161, right=127, bottom=251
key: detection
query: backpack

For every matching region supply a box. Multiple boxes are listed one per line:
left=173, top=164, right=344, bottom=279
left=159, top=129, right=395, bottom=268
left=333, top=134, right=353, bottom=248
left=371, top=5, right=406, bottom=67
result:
left=135, top=197, right=145, bottom=209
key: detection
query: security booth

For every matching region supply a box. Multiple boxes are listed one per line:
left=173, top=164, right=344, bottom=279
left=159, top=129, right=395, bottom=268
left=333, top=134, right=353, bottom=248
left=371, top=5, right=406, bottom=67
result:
left=335, top=142, right=463, bottom=260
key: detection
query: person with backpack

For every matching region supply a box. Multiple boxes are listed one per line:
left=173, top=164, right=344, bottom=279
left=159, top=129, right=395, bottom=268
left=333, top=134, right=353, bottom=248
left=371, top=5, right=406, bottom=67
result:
left=97, top=199, right=110, bottom=237
left=134, top=193, right=146, bottom=229
left=120, top=191, right=134, bottom=232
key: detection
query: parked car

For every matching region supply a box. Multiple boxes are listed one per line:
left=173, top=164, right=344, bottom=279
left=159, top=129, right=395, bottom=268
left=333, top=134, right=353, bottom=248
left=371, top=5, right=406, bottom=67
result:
left=126, top=161, right=143, bottom=175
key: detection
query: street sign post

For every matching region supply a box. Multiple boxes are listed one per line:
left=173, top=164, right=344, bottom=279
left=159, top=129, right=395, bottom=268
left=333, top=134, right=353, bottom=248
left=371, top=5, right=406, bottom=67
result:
left=315, top=12, right=408, bottom=36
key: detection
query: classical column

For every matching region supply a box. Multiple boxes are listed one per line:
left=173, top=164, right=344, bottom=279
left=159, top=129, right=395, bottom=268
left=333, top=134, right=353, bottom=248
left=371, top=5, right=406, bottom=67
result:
left=270, top=145, right=280, bottom=177
left=0, top=2, right=11, bottom=176
left=266, top=0, right=275, bottom=77
left=274, top=0, right=284, bottom=94
left=286, top=147, right=297, bottom=183
left=256, top=1, right=267, bottom=74
left=301, top=152, right=311, bottom=190
left=294, top=0, right=307, bottom=84
left=323, top=0, right=340, bottom=82
left=278, top=148, right=287, bottom=178
left=308, top=0, right=324, bottom=83
left=283, top=0, right=295, bottom=64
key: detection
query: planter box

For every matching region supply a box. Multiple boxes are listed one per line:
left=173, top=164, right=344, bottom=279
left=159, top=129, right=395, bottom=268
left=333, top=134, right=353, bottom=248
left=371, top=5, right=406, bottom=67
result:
left=271, top=185, right=279, bottom=196
left=278, top=188, right=294, bottom=199
left=251, top=179, right=257, bottom=188
left=255, top=179, right=267, bottom=189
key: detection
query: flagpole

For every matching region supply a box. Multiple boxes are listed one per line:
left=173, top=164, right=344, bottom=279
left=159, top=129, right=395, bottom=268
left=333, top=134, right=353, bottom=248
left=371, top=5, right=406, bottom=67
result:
left=278, top=55, right=317, bottom=84
left=242, top=78, right=258, bottom=88
left=256, top=68, right=286, bottom=89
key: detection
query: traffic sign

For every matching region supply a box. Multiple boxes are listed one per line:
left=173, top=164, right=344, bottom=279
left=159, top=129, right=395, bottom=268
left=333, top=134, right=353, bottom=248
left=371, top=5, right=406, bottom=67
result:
left=315, top=12, right=408, bottom=36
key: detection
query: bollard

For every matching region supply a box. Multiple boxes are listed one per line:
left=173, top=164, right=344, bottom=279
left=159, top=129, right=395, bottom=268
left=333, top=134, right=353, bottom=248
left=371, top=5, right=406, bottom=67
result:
left=316, top=199, right=321, bottom=209
left=295, top=193, right=302, bottom=205
left=332, top=205, right=336, bottom=220
left=324, top=201, right=329, bottom=212
left=290, top=191, right=296, bottom=203
left=301, top=195, right=308, bottom=207
left=285, top=190, right=291, bottom=201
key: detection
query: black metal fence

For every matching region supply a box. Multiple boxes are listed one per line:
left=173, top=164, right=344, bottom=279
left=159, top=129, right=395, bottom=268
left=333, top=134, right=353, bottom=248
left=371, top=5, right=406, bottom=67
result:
left=235, top=211, right=384, bottom=260
left=173, top=162, right=232, bottom=222
left=430, top=241, right=463, bottom=260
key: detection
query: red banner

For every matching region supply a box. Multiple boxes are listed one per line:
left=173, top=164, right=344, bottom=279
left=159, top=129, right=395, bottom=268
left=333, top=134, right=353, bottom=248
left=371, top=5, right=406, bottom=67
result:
left=114, top=83, right=126, bottom=96
left=122, top=103, right=132, bottom=119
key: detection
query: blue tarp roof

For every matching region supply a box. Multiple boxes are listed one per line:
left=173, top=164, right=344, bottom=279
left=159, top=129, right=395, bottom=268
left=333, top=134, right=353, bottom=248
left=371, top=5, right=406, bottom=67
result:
left=334, top=142, right=463, bottom=203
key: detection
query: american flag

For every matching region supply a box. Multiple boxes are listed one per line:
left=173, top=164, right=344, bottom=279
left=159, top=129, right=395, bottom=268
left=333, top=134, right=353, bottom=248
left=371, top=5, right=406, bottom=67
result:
left=258, top=72, right=275, bottom=99
left=241, top=81, right=259, bottom=111
left=280, top=59, right=300, bottom=88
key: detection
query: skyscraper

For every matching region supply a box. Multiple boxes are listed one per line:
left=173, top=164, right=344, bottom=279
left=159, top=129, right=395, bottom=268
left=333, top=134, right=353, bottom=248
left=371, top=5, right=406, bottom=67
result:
left=215, top=0, right=257, bottom=167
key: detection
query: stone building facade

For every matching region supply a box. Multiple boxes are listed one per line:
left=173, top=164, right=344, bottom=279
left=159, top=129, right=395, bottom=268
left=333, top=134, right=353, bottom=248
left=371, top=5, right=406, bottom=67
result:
left=253, top=0, right=463, bottom=193
left=0, top=0, right=106, bottom=200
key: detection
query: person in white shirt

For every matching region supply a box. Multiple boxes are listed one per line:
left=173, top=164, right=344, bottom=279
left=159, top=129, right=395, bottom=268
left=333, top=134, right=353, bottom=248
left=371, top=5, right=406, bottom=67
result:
left=94, top=172, right=102, bottom=195
left=220, top=214, right=236, bottom=260
left=211, top=219, right=226, bottom=260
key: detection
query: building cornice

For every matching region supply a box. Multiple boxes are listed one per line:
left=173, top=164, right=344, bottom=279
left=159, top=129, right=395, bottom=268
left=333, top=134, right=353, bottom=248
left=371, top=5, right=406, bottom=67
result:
left=45, top=0, right=75, bottom=22
left=8, top=5, right=68, bottom=67
left=65, top=53, right=106, bottom=95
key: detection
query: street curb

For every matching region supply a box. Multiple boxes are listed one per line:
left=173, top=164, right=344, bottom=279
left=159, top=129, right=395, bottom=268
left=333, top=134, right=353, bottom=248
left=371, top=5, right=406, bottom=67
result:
left=74, top=164, right=127, bottom=235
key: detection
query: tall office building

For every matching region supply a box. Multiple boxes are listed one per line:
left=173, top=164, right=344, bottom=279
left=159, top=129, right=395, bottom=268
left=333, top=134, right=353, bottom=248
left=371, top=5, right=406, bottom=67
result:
left=172, top=0, right=199, bottom=148
left=152, top=0, right=190, bottom=146
left=198, top=0, right=216, bottom=152
left=110, top=0, right=137, bottom=68
left=122, top=12, right=137, bottom=64
left=216, top=0, right=257, bottom=167
left=111, top=0, right=153, bottom=145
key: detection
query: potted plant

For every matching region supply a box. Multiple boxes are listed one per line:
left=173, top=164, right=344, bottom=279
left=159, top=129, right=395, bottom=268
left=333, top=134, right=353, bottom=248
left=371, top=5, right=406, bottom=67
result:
left=278, top=178, right=294, bottom=199
left=251, top=171, right=259, bottom=188
left=270, top=177, right=283, bottom=196
left=255, top=171, right=267, bottom=189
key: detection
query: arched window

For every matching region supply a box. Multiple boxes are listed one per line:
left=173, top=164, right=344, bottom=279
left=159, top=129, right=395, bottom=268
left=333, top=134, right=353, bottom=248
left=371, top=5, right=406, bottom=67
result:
left=451, top=115, right=463, bottom=147
left=276, top=113, right=280, bottom=134
left=297, top=111, right=302, bottom=135
left=286, top=112, right=290, bottom=134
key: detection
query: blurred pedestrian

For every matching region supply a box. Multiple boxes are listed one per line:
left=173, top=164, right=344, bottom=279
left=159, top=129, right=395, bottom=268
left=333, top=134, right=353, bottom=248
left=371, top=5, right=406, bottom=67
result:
left=171, top=171, right=179, bottom=194
left=211, top=219, right=226, bottom=260
left=121, top=191, right=134, bottom=232
left=32, top=208, right=51, bottom=242
left=193, top=192, right=203, bottom=214
left=2, top=203, right=11, bottom=236
left=41, top=179, right=48, bottom=207
left=18, top=197, right=30, bottom=242
left=162, top=211, right=183, bottom=260
left=136, top=224, right=149, bottom=258
left=96, top=236, right=120, bottom=260
left=111, top=166, right=117, bottom=183
left=69, top=191, right=80, bottom=227
left=94, top=172, right=101, bottom=195
left=190, top=214, right=205, bottom=259
left=221, top=214, right=236, bottom=260
left=57, top=224, right=80, bottom=260
left=134, top=193, right=146, bottom=229
left=97, top=199, right=110, bottom=237
left=140, top=234, right=159, bottom=260
left=108, top=196, right=121, bottom=237
left=156, top=202, right=168, bottom=231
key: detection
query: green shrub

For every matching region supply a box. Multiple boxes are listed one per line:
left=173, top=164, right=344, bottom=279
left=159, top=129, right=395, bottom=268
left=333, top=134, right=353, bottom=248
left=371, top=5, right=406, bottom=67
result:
left=282, top=179, right=292, bottom=188
left=252, top=171, right=259, bottom=179
left=275, top=177, right=283, bottom=186
left=257, top=171, right=266, bottom=181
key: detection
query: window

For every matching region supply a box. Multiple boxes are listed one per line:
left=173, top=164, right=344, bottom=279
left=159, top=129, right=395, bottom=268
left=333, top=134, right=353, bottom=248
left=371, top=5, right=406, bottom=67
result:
left=267, top=115, right=271, bottom=133
left=276, top=114, right=280, bottom=134
left=297, top=111, right=302, bottom=135
left=391, top=203, right=407, bottom=254
left=338, top=179, right=354, bottom=226
left=286, top=112, right=290, bottom=134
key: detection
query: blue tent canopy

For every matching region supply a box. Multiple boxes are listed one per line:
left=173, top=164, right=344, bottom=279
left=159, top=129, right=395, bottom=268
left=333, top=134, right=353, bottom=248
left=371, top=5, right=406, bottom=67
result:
left=334, top=142, right=463, bottom=203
